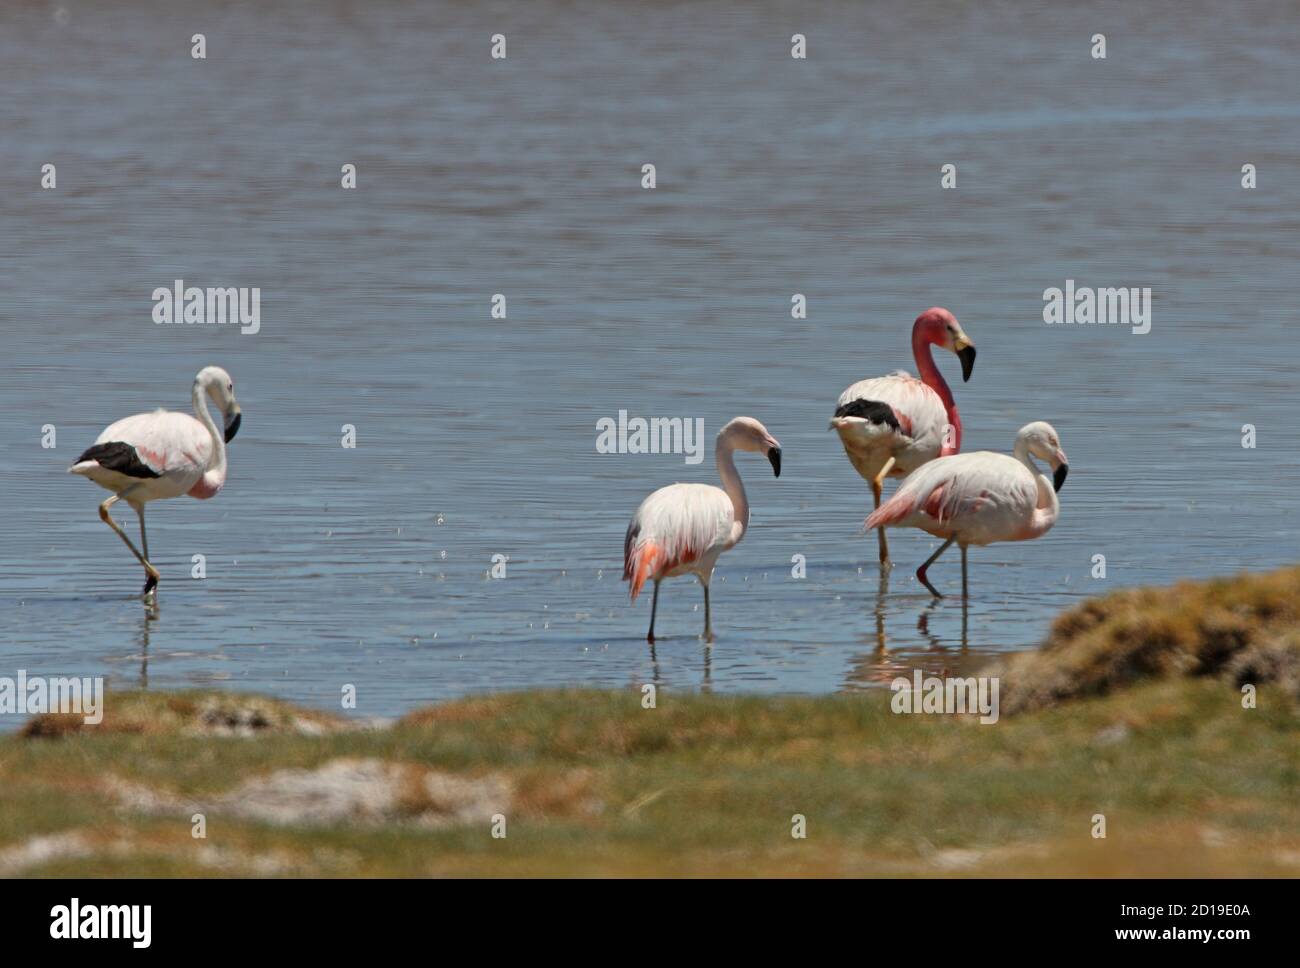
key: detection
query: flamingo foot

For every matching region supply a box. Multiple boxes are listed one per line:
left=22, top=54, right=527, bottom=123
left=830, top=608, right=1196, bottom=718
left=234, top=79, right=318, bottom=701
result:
left=142, top=573, right=159, bottom=597
left=646, top=632, right=655, bottom=645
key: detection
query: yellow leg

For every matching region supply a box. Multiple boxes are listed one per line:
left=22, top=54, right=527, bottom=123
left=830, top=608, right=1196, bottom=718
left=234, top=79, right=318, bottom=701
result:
left=99, top=494, right=161, bottom=593
left=871, top=457, right=896, bottom=564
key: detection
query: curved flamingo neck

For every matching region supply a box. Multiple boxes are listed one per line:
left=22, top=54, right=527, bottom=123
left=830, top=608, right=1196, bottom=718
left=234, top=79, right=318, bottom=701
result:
left=1029, top=485, right=1060, bottom=536
left=716, top=436, right=749, bottom=540
left=192, top=379, right=228, bottom=492
left=1013, top=438, right=1059, bottom=535
left=912, top=325, right=961, bottom=454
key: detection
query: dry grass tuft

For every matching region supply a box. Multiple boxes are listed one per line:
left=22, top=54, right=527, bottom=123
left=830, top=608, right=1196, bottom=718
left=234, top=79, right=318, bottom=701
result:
left=990, top=565, right=1300, bottom=714
left=22, top=690, right=344, bottom=739
left=400, top=695, right=513, bottom=727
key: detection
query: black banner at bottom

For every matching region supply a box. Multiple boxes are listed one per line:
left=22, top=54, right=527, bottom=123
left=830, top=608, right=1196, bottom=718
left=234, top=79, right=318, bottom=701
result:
left=0, top=877, right=1278, bottom=954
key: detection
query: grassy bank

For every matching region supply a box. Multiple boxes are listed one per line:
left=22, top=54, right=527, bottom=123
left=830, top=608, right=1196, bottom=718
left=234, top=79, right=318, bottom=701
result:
left=2, top=678, right=1297, bottom=877
left=3, top=567, right=1299, bottom=877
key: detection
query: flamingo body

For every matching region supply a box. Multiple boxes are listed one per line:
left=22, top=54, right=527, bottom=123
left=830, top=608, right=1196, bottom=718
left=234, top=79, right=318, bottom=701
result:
left=624, top=483, right=736, bottom=600
left=623, top=416, right=781, bottom=642
left=71, top=410, right=225, bottom=502
left=68, top=366, right=242, bottom=598
left=831, top=307, right=976, bottom=564
left=833, top=372, right=950, bottom=480
left=868, top=452, right=1048, bottom=545
left=866, top=421, right=1068, bottom=596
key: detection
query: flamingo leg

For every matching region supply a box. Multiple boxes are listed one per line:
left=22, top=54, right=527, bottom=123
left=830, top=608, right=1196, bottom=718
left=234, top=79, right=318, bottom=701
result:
left=701, top=580, right=713, bottom=643
left=961, top=544, right=968, bottom=599
left=647, top=579, right=661, bottom=644
left=136, top=504, right=158, bottom=597
left=916, top=537, right=955, bottom=598
left=99, top=493, right=160, bottom=594
left=871, top=457, right=896, bottom=565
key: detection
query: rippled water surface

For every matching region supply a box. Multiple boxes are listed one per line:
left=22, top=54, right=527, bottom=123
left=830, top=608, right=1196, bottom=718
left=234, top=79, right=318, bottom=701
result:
left=2, top=1, right=1298, bottom=726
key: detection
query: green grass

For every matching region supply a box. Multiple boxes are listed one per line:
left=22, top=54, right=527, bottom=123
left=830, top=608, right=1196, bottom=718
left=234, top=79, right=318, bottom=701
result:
left=2, top=677, right=1297, bottom=877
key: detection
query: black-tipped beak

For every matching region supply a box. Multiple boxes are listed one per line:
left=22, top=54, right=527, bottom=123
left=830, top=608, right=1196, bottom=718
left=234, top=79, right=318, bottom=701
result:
left=767, top=447, right=782, bottom=478
left=957, top=344, right=977, bottom=383
left=224, top=410, right=242, bottom=443
left=1053, top=463, right=1068, bottom=493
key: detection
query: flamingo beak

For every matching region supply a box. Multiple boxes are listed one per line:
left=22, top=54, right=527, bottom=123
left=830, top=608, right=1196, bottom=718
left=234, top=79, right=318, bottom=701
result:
left=767, top=446, right=782, bottom=478
left=954, top=336, right=976, bottom=383
left=1052, top=451, right=1068, bottom=492
left=224, top=406, right=242, bottom=443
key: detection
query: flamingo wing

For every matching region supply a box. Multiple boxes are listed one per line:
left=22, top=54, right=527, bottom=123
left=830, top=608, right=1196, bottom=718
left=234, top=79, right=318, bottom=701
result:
left=71, top=440, right=163, bottom=479
left=624, top=483, right=733, bottom=600
left=72, top=407, right=213, bottom=483
left=866, top=452, right=1037, bottom=536
left=832, top=372, right=950, bottom=476
left=837, top=373, right=948, bottom=436
left=96, top=411, right=211, bottom=476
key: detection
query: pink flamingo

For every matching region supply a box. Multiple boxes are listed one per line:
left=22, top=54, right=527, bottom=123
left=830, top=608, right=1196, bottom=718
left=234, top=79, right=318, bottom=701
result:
left=830, top=307, right=976, bottom=565
left=623, top=417, right=781, bottom=643
left=865, top=421, right=1068, bottom=597
left=68, top=366, right=242, bottom=598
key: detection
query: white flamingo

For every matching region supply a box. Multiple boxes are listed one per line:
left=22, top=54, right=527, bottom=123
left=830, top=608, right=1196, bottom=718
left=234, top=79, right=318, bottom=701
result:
left=831, top=306, right=976, bottom=564
left=623, top=417, right=781, bottom=643
left=865, top=421, right=1068, bottom=597
left=68, top=366, right=242, bottom=598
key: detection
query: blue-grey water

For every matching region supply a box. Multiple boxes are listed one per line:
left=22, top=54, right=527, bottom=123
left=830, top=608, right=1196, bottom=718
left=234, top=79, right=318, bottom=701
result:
left=2, top=1, right=1298, bottom=727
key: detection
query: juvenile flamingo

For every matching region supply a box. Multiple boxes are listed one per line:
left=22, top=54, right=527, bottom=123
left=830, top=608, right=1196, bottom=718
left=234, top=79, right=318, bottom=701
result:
left=865, top=421, right=1068, bottom=597
left=623, top=417, right=781, bottom=643
left=830, top=307, right=976, bottom=565
left=68, top=365, right=242, bottom=598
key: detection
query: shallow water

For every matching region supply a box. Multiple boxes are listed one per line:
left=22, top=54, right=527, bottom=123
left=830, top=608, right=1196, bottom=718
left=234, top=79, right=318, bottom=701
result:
left=2, top=1, right=1298, bottom=726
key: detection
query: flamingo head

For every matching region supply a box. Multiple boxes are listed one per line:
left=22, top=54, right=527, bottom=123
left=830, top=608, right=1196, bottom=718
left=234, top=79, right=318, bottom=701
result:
left=916, top=306, right=976, bottom=382
left=719, top=416, right=782, bottom=477
left=196, top=365, right=243, bottom=443
left=1019, top=421, right=1069, bottom=492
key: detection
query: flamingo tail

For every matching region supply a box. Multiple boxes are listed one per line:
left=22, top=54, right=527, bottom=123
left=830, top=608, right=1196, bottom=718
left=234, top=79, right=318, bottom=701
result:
left=625, top=542, right=662, bottom=602
left=865, top=490, right=917, bottom=531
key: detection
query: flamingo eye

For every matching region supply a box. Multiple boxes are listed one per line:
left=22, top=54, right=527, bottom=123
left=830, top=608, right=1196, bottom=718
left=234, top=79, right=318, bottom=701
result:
left=227, top=382, right=233, bottom=391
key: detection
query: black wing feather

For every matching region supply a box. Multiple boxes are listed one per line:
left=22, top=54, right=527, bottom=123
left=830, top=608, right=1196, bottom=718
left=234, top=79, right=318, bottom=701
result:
left=622, top=521, right=640, bottom=580
left=832, top=399, right=901, bottom=432
left=74, top=442, right=162, bottom=479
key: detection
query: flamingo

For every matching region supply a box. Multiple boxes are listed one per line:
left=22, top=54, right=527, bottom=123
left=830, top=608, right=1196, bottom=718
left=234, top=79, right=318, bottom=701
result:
left=865, top=421, right=1068, bottom=597
left=68, top=365, right=242, bottom=598
left=830, top=307, right=976, bottom=565
left=623, top=416, right=781, bottom=643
